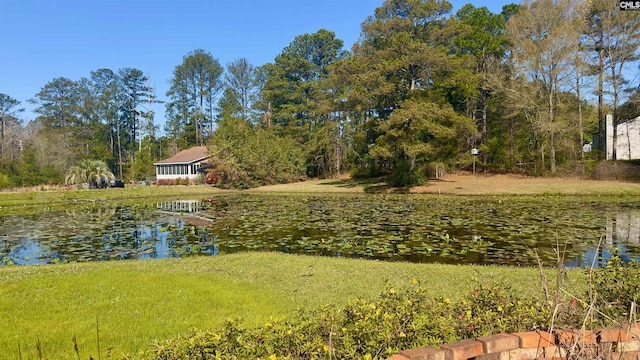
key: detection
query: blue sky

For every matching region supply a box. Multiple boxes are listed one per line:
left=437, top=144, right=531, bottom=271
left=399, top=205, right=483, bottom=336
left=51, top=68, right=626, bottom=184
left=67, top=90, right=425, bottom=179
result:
left=1, top=0, right=514, bottom=130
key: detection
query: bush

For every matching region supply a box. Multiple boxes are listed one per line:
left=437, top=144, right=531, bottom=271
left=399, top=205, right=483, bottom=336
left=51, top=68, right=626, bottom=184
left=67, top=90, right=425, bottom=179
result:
left=156, top=177, right=199, bottom=186
left=454, top=281, right=551, bottom=339
left=140, top=281, right=552, bottom=359
left=590, top=160, right=640, bottom=181
left=588, top=250, right=640, bottom=322
left=0, top=172, right=12, bottom=189
left=387, top=161, right=427, bottom=187
left=209, top=119, right=306, bottom=189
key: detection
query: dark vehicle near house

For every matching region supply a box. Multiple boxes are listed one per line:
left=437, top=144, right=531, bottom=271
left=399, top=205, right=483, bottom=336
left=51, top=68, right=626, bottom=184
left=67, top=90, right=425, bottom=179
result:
left=110, top=179, right=125, bottom=188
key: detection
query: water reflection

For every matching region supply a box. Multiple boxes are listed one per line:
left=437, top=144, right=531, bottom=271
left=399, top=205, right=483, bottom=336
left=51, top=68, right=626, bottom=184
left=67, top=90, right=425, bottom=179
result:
left=8, top=239, right=57, bottom=266
left=607, top=210, right=640, bottom=245
left=0, top=201, right=218, bottom=266
left=565, top=210, right=640, bottom=268
left=2, top=196, right=640, bottom=267
left=157, top=200, right=214, bottom=227
left=157, top=200, right=203, bottom=213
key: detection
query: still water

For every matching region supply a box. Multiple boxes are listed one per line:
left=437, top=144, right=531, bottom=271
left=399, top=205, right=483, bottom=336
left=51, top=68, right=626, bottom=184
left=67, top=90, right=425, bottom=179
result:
left=1, top=194, right=640, bottom=267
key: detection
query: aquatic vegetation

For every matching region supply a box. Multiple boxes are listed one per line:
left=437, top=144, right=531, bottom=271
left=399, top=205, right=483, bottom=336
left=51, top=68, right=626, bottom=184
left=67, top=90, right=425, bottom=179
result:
left=1, top=193, right=639, bottom=267
left=202, top=194, right=639, bottom=266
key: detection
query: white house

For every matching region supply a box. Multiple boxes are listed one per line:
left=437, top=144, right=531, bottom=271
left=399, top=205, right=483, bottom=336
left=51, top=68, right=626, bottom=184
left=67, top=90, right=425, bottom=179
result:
left=605, top=114, right=640, bottom=160
left=154, top=146, right=212, bottom=181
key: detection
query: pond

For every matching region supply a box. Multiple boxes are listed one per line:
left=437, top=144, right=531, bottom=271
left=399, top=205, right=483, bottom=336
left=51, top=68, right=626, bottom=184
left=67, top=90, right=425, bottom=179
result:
left=1, top=194, right=640, bottom=267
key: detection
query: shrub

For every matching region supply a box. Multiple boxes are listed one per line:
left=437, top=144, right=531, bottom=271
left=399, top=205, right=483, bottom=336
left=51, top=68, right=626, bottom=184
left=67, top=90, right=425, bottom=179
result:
left=156, top=178, right=196, bottom=186
left=387, top=160, right=427, bottom=187
left=0, top=172, right=12, bottom=189
left=590, top=160, right=640, bottom=181
left=588, top=250, right=640, bottom=323
left=140, top=281, right=552, bottom=359
left=209, top=119, right=306, bottom=189
left=453, top=281, right=552, bottom=339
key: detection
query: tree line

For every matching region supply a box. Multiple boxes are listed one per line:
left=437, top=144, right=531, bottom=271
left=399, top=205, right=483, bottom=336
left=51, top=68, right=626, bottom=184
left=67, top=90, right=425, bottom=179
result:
left=1, top=0, right=639, bottom=189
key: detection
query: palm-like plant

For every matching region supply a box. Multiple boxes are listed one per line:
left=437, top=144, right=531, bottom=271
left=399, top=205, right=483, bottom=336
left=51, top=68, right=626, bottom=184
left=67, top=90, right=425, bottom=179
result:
left=65, top=160, right=115, bottom=188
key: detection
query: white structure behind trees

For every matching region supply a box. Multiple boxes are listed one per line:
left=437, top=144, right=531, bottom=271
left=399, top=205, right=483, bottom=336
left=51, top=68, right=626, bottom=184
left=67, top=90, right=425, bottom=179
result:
left=605, top=114, right=640, bottom=160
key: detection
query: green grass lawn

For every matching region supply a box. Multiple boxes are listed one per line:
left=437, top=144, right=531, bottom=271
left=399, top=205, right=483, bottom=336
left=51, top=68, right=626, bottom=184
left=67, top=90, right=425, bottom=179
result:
left=0, top=252, right=584, bottom=359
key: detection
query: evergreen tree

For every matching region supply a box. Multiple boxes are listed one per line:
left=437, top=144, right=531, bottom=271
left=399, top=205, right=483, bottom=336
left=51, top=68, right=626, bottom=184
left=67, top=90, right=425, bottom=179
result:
left=166, top=49, right=224, bottom=147
left=261, top=29, right=345, bottom=141
left=346, top=0, right=476, bottom=184
left=452, top=4, right=510, bottom=170
left=225, top=58, right=259, bottom=122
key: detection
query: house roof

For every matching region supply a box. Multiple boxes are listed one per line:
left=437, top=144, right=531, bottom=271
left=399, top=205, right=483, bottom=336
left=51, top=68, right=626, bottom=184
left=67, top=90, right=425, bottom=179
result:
left=154, top=146, right=211, bottom=165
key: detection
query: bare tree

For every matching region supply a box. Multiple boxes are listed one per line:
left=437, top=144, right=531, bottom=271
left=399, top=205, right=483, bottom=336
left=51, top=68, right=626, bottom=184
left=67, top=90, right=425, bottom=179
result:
left=506, top=0, right=586, bottom=174
left=0, top=93, right=24, bottom=160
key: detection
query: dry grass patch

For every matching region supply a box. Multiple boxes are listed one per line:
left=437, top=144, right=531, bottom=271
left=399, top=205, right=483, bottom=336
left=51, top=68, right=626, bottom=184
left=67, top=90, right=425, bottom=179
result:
left=412, top=173, right=640, bottom=195
left=251, top=173, right=640, bottom=196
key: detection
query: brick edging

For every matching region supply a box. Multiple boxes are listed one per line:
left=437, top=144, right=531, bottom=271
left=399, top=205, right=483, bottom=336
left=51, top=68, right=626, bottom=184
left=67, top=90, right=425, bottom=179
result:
left=386, top=322, right=640, bottom=360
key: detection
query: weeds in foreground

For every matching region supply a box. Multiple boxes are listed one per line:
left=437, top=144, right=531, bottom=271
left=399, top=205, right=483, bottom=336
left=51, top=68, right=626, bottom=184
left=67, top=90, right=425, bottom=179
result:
left=538, top=238, right=640, bottom=360
left=17, top=317, right=104, bottom=360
